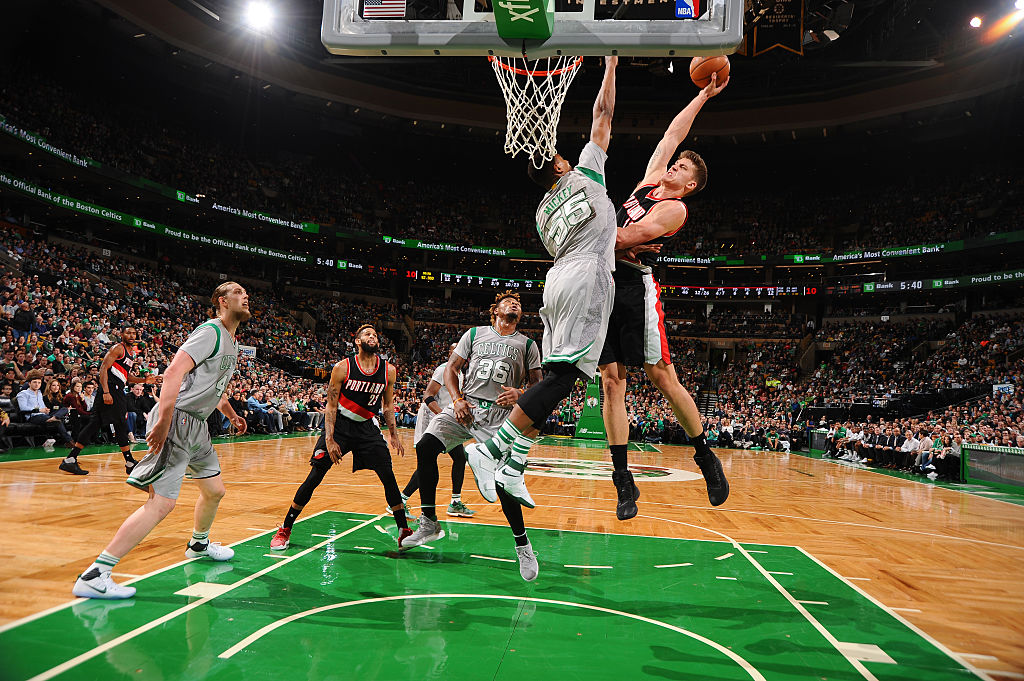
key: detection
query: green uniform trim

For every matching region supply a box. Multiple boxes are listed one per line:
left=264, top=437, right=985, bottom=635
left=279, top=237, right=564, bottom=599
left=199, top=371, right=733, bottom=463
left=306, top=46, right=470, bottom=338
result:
left=470, top=327, right=477, bottom=346
left=196, top=322, right=222, bottom=362
left=577, top=166, right=605, bottom=187
left=544, top=340, right=595, bottom=364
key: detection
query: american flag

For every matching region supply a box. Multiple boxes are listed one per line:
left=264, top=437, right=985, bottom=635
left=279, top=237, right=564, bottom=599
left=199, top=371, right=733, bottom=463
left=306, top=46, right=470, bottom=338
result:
left=363, top=0, right=406, bottom=18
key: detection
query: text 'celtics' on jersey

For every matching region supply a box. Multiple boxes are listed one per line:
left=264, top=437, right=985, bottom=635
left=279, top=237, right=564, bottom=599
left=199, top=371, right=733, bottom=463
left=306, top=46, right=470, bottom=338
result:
left=454, top=326, right=542, bottom=407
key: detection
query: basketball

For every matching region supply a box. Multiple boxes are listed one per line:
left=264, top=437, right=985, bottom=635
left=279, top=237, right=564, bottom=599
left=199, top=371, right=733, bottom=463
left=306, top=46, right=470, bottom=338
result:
left=689, top=55, right=730, bottom=88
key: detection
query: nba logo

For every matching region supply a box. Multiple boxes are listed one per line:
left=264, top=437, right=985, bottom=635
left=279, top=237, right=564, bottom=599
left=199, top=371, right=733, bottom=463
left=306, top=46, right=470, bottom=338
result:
left=675, top=0, right=694, bottom=18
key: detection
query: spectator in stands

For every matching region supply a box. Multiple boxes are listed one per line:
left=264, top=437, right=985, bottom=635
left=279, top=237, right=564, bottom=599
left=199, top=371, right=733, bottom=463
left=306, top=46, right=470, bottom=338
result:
left=17, top=370, right=72, bottom=445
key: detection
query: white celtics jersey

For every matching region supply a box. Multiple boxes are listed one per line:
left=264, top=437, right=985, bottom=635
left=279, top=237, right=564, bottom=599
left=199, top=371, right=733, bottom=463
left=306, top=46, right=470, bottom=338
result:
left=453, top=326, right=542, bottom=404
left=535, top=141, right=617, bottom=271
left=429, top=361, right=461, bottom=410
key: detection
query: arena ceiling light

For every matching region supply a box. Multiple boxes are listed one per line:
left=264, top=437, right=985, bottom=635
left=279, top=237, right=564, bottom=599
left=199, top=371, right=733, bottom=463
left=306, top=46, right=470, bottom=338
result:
left=244, top=1, right=275, bottom=33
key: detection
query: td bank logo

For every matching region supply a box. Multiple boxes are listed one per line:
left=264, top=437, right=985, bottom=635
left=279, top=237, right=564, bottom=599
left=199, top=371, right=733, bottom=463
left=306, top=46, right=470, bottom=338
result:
left=863, top=282, right=875, bottom=292
left=932, top=279, right=943, bottom=288
left=793, top=255, right=805, bottom=264
left=525, top=457, right=701, bottom=482
left=382, top=236, right=392, bottom=244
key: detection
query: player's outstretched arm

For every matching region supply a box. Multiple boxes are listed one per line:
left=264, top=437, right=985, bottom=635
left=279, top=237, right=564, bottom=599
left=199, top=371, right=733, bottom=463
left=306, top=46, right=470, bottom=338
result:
left=145, top=348, right=195, bottom=457
left=590, top=56, right=617, bottom=152
left=636, top=72, right=728, bottom=189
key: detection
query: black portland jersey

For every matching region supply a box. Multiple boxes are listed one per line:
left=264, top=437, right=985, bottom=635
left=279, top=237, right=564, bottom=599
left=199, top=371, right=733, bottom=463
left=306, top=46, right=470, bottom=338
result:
left=100, top=342, right=138, bottom=396
left=336, top=354, right=389, bottom=422
left=615, top=183, right=688, bottom=279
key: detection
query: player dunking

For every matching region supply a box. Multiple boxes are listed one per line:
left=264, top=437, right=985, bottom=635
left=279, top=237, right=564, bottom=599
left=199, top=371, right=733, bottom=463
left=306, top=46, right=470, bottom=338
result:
left=401, top=292, right=543, bottom=580
left=270, top=324, right=409, bottom=551
left=460, top=56, right=619, bottom=517
left=598, top=73, right=730, bottom=520
left=58, top=326, right=157, bottom=476
left=399, top=343, right=476, bottom=519
left=72, top=283, right=250, bottom=599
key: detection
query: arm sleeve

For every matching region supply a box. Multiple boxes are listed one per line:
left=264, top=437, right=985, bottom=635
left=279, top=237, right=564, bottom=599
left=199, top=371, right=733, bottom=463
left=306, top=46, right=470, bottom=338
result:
left=577, top=142, right=608, bottom=178
left=178, top=324, right=218, bottom=366
left=453, top=329, right=473, bottom=362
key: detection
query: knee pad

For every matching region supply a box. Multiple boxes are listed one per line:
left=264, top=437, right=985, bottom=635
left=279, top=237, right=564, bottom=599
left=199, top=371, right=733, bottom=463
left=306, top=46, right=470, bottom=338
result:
left=517, top=363, right=585, bottom=428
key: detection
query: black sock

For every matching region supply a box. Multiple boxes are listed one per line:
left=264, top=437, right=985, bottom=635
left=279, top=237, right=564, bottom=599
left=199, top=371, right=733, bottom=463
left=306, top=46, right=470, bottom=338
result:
left=610, top=444, right=628, bottom=471
left=121, top=448, right=134, bottom=461
left=690, top=431, right=713, bottom=458
left=421, top=504, right=437, bottom=521
left=392, top=507, right=409, bottom=530
left=513, top=531, right=529, bottom=547
left=283, top=506, right=302, bottom=529
left=67, top=446, right=83, bottom=461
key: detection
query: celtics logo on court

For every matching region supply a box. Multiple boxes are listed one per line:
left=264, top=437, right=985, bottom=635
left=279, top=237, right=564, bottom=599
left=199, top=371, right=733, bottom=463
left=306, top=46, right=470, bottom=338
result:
left=525, top=458, right=702, bottom=482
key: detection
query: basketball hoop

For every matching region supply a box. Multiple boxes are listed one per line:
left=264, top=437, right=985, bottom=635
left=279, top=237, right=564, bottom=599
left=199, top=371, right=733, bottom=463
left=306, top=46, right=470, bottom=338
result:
left=489, top=55, right=584, bottom=168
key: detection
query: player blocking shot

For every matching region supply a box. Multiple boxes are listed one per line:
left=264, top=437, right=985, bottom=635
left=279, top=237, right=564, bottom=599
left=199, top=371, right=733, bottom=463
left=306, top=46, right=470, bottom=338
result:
left=598, top=72, right=730, bottom=520
left=72, top=283, right=251, bottom=599
left=459, top=57, right=619, bottom=525
left=401, top=292, right=543, bottom=580
left=270, top=324, right=408, bottom=551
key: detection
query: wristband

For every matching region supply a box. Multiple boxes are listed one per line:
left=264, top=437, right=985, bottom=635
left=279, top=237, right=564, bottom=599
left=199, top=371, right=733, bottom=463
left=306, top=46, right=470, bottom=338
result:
left=424, top=395, right=438, bottom=406
left=454, top=397, right=467, bottom=405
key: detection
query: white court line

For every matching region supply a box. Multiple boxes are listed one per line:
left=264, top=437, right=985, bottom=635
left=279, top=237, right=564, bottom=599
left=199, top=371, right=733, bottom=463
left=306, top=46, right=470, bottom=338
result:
left=797, top=547, right=997, bottom=681
left=23, top=513, right=385, bottom=681
left=374, top=525, right=390, bottom=535
left=716, top=576, right=737, bottom=581
left=311, top=534, right=336, bottom=538
left=747, top=550, right=769, bottom=554
left=353, top=546, right=375, bottom=551
left=844, top=577, right=871, bottom=581
left=654, top=563, right=692, bottom=569
left=246, top=528, right=271, bottom=532
left=217, top=593, right=767, bottom=681
left=565, top=565, right=613, bottom=569
left=0, top=510, right=333, bottom=635
left=891, top=608, right=922, bottom=613
left=797, top=600, right=829, bottom=606
left=767, top=571, right=793, bottom=576
left=959, top=654, right=1000, bottom=661
left=976, top=671, right=1024, bottom=680
left=110, top=573, right=141, bottom=579
left=471, top=554, right=516, bottom=563
left=263, top=554, right=289, bottom=559
left=715, top=552, right=734, bottom=560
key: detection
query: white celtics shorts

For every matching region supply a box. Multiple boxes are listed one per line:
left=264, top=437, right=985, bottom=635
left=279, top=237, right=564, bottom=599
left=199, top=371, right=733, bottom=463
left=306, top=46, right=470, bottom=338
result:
left=424, top=401, right=513, bottom=452
left=540, top=254, right=614, bottom=379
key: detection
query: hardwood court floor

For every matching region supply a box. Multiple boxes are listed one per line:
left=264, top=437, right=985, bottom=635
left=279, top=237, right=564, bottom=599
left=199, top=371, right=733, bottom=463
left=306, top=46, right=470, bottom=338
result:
left=0, top=432, right=1022, bottom=680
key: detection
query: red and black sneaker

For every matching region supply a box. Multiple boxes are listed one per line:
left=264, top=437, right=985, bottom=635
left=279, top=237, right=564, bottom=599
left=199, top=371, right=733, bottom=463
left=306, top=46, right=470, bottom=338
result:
left=270, top=525, right=292, bottom=551
left=398, top=527, right=414, bottom=549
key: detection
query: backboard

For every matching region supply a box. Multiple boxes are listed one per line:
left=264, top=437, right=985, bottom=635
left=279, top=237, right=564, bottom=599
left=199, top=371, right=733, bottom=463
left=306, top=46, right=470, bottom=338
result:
left=321, top=0, right=743, bottom=58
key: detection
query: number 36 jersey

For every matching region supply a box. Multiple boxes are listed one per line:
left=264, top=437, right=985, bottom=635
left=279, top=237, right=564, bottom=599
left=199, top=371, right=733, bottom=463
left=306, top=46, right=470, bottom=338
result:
left=534, top=141, right=617, bottom=272
left=454, top=326, right=542, bottom=406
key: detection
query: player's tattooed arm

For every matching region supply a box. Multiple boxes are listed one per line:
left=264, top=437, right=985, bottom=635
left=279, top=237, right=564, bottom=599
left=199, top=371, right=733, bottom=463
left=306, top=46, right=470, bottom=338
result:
left=323, top=360, right=348, bottom=463
left=445, top=352, right=473, bottom=425
left=644, top=141, right=667, bottom=180
left=383, top=363, right=405, bottom=457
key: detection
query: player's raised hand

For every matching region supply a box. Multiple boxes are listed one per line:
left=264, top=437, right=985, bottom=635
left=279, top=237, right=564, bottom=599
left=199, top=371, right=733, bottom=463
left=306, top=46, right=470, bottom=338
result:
left=704, top=71, right=729, bottom=98
left=605, top=55, right=618, bottom=68
left=496, top=385, right=521, bottom=407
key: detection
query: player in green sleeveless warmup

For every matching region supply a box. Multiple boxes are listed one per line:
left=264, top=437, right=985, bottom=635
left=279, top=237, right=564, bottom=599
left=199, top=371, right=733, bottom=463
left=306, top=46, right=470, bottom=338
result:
left=72, top=283, right=251, bottom=599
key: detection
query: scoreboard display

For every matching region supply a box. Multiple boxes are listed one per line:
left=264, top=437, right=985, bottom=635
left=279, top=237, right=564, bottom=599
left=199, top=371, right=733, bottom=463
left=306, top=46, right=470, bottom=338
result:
left=660, top=285, right=818, bottom=298
left=407, top=270, right=543, bottom=289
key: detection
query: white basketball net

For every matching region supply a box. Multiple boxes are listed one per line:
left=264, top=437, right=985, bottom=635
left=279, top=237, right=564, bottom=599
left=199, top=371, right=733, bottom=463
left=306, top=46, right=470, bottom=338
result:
left=489, top=55, right=584, bottom=168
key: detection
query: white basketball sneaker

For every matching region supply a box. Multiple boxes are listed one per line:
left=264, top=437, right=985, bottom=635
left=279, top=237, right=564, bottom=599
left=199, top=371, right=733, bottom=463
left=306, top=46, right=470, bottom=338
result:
left=464, top=443, right=498, bottom=503
left=515, top=542, right=539, bottom=582
left=495, top=466, right=535, bottom=509
left=73, top=568, right=137, bottom=600
left=399, top=514, right=443, bottom=551
left=185, top=541, right=234, bottom=561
